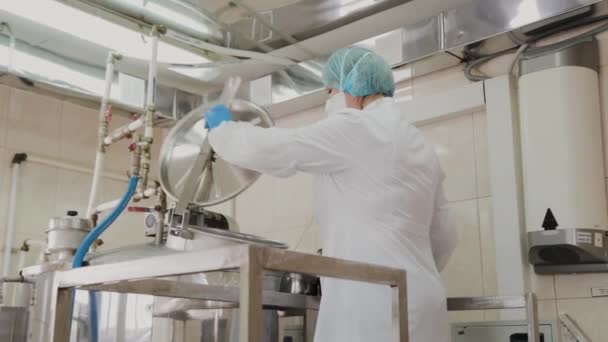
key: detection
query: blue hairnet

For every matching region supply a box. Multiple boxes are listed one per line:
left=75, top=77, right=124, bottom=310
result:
left=322, top=47, right=395, bottom=97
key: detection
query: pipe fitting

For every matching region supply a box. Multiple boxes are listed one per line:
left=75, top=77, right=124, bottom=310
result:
left=104, top=117, right=144, bottom=146
left=130, top=142, right=142, bottom=177
left=155, top=188, right=167, bottom=246
left=132, top=186, right=158, bottom=202
left=11, top=153, right=27, bottom=164
left=151, top=24, right=167, bottom=36
left=1, top=275, right=29, bottom=284
left=107, top=51, right=123, bottom=63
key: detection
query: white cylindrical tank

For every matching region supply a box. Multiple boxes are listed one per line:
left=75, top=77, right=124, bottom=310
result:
left=519, top=65, right=608, bottom=231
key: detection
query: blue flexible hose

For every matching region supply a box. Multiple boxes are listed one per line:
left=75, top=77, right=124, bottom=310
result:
left=71, top=176, right=139, bottom=342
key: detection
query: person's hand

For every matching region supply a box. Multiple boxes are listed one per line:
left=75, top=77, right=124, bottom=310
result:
left=204, top=104, right=233, bottom=130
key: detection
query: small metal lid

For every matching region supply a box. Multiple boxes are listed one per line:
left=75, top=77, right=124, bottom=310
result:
left=47, top=216, right=91, bottom=231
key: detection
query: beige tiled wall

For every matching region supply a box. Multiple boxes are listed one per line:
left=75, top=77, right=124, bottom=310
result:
left=0, top=86, right=156, bottom=275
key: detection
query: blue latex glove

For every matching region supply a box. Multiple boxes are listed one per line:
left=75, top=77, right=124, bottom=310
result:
left=205, top=104, right=233, bottom=130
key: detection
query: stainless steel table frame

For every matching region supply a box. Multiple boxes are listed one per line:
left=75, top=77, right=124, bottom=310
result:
left=29, top=245, right=409, bottom=342
left=447, top=293, right=540, bottom=342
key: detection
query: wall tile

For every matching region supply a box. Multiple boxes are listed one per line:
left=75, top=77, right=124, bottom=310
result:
left=8, top=231, right=46, bottom=275
left=449, top=311, right=485, bottom=323
left=478, top=197, right=497, bottom=296
left=0, top=147, right=7, bottom=250
left=54, top=169, right=93, bottom=218
left=104, top=115, right=137, bottom=174
left=557, top=297, right=608, bottom=342
left=10, top=157, right=58, bottom=238
left=148, top=127, right=164, bottom=181
left=538, top=299, right=558, bottom=321
left=207, top=199, right=234, bottom=218
left=473, top=112, right=491, bottom=197
left=485, top=300, right=558, bottom=325
left=419, top=114, right=477, bottom=202
left=394, top=77, right=413, bottom=103
left=0, top=85, right=9, bottom=147
left=235, top=175, right=275, bottom=235
left=98, top=177, right=150, bottom=249
left=594, top=29, right=608, bottom=67
left=6, top=88, right=62, bottom=157
left=412, top=65, right=472, bottom=99
left=0, top=147, right=8, bottom=275
left=228, top=171, right=313, bottom=239
left=273, top=173, right=314, bottom=230
left=530, top=271, right=556, bottom=300
left=60, top=102, right=98, bottom=168
left=441, top=199, right=483, bottom=297
left=257, top=227, right=307, bottom=249
left=555, top=273, right=608, bottom=299
left=276, top=106, right=325, bottom=128
left=599, top=68, right=608, bottom=177
left=294, top=225, right=321, bottom=254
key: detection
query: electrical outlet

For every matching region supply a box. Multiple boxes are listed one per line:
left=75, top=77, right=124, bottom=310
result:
left=591, top=287, right=608, bottom=297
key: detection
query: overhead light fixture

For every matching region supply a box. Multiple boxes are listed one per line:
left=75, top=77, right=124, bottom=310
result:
left=1, top=0, right=211, bottom=65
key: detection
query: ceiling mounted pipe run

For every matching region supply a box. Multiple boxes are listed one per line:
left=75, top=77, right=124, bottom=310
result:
left=0, top=0, right=604, bottom=123
left=71, top=0, right=225, bottom=44
left=243, top=0, right=604, bottom=117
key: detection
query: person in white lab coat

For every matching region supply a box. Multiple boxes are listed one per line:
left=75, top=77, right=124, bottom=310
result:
left=205, top=47, right=458, bottom=342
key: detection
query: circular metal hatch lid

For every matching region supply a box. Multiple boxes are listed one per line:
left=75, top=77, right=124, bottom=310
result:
left=159, top=100, right=273, bottom=207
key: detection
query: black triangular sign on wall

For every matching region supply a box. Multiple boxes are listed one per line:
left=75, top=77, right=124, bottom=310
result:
left=542, top=208, right=558, bottom=231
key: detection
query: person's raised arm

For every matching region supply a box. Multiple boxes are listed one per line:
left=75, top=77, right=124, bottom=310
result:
left=208, top=112, right=361, bottom=177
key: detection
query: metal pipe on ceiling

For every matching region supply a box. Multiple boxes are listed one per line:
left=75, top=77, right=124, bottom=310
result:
left=1, top=0, right=605, bottom=121
left=252, top=0, right=605, bottom=117
left=77, top=0, right=225, bottom=44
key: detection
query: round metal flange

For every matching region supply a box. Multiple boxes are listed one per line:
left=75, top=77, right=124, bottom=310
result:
left=159, top=99, right=273, bottom=207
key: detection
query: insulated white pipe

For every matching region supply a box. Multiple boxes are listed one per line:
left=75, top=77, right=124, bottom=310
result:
left=95, top=199, right=122, bottom=214
left=86, top=152, right=105, bottom=217
left=145, top=28, right=159, bottom=139
left=14, top=249, right=26, bottom=276
left=87, top=52, right=120, bottom=218
left=140, top=26, right=162, bottom=194
left=132, top=187, right=158, bottom=201
left=103, top=118, right=144, bottom=145
left=2, top=162, right=21, bottom=283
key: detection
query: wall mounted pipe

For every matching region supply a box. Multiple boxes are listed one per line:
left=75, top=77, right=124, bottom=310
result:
left=139, top=25, right=164, bottom=194
left=245, top=0, right=604, bottom=117
left=86, top=52, right=121, bottom=218
left=27, top=155, right=126, bottom=182
left=103, top=117, right=144, bottom=146
left=1, top=154, right=27, bottom=302
left=77, top=0, right=225, bottom=43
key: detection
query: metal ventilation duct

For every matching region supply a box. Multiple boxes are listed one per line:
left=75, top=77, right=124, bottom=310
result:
left=0, top=0, right=603, bottom=121
left=250, top=0, right=604, bottom=117
left=77, top=0, right=225, bottom=43
left=225, top=0, right=408, bottom=51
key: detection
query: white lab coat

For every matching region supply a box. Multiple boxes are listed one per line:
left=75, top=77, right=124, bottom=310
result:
left=209, top=97, right=457, bottom=342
